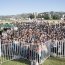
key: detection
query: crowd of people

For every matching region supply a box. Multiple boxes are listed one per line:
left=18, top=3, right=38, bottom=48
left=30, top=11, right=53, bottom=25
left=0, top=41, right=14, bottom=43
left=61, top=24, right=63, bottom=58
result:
left=0, top=21, right=65, bottom=55
left=0, top=21, right=65, bottom=45
left=0, top=21, right=65, bottom=65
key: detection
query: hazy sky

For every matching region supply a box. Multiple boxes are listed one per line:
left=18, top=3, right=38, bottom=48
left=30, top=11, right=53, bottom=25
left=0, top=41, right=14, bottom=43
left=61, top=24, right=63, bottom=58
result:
left=0, top=0, right=65, bottom=15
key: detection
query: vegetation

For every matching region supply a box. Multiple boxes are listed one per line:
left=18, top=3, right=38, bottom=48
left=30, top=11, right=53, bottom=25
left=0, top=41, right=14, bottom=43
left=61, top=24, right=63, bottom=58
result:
left=43, top=13, right=50, bottom=20
left=1, top=59, right=30, bottom=65
left=43, top=57, right=65, bottom=65
left=51, top=14, right=60, bottom=20
left=0, top=11, right=65, bottom=20
left=29, top=14, right=35, bottom=19
left=1, top=57, right=65, bottom=65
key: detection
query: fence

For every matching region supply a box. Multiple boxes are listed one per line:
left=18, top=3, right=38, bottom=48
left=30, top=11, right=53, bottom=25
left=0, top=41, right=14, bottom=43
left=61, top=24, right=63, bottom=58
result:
left=50, top=39, right=65, bottom=58
left=0, top=40, right=50, bottom=65
left=0, top=39, right=65, bottom=65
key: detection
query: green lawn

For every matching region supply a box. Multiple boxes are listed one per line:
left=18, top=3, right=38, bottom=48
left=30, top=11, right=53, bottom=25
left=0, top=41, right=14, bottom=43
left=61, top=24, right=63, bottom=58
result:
left=43, top=57, right=65, bottom=65
left=1, top=59, right=30, bottom=65
left=1, top=57, right=65, bottom=65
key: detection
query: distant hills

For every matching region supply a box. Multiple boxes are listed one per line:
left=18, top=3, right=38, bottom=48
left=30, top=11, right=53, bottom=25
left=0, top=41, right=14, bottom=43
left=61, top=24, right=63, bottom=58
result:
left=0, top=11, right=65, bottom=20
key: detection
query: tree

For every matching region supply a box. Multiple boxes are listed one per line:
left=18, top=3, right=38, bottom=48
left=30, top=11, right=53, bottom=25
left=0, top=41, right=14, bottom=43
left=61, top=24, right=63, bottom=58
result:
left=43, top=14, right=50, bottom=20
left=29, top=14, right=34, bottom=19
left=37, top=14, right=41, bottom=18
left=52, top=14, right=60, bottom=20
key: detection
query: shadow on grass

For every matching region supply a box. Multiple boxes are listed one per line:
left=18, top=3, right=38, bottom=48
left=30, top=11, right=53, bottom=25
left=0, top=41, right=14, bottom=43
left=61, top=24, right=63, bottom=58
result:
left=11, top=58, right=30, bottom=65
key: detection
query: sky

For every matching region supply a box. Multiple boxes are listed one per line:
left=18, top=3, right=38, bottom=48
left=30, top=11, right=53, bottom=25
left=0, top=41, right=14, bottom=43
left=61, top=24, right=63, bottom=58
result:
left=0, top=0, right=65, bottom=15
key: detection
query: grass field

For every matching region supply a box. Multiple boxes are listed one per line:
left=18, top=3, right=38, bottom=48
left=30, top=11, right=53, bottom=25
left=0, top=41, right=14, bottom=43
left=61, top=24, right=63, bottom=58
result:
left=1, top=57, right=65, bottom=65
left=1, top=59, right=30, bottom=65
left=43, top=57, right=65, bottom=65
